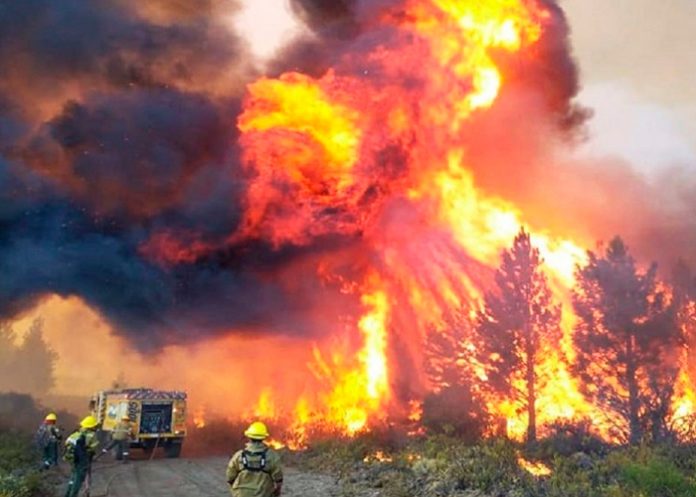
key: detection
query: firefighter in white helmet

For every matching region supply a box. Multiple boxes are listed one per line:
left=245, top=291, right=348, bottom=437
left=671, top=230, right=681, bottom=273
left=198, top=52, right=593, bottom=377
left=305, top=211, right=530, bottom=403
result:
left=226, top=421, right=283, bottom=497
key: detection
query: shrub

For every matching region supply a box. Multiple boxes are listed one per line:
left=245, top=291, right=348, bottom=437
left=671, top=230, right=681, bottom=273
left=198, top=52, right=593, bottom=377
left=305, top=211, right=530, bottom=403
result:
left=0, top=431, right=50, bottom=497
left=533, top=420, right=609, bottom=459
left=421, top=385, right=489, bottom=442
left=619, top=457, right=696, bottom=497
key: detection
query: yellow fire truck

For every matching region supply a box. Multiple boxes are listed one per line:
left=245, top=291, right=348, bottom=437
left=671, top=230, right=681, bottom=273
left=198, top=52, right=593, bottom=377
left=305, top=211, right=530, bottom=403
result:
left=90, top=388, right=187, bottom=458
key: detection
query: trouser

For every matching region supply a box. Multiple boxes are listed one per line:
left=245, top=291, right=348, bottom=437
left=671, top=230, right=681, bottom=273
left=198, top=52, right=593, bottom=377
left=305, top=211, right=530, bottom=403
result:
left=64, top=464, right=89, bottom=497
left=104, top=439, right=129, bottom=460
left=43, top=441, right=59, bottom=468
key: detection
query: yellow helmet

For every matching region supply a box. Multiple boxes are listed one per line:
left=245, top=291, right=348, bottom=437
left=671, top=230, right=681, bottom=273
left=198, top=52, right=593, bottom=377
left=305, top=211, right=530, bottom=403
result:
left=45, top=413, right=57, bottom=422
left=80, top=415, right=99, bottom=429
left=244, top=421, right=269, bottom=440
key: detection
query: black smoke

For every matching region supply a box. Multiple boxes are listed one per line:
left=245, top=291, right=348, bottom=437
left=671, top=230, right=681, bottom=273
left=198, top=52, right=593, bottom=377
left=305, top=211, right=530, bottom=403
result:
left=0, top=0, right=355, bottom=348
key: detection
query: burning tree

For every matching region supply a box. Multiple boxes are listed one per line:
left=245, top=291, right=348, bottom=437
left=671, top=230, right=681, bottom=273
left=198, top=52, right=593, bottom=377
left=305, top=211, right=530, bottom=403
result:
left=425, top=309, right=472, bottom=390
left=475, top=229, right=561, bottom=443
left=573, top=238, right=680, bottom=444
left=673, top=261, right=696, bottom=349
left=424, top=309, right=489, bottom=439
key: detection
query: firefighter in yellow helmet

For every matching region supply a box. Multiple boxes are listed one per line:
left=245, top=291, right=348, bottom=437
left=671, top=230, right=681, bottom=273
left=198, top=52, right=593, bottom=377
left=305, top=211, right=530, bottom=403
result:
left=63, top=415, right=100, bottom=497
left=226, top=421, right=283, bottom=497
left=101, top=415, right=133, bottom=462
left=35, top=413, right=62, bottom=469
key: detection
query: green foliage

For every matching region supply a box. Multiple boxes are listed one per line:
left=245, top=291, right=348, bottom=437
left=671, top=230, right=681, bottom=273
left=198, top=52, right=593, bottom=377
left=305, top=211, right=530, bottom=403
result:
left=293, top=435, right=696, bottom=497
left=620, top=458, right=695, bottom=497
left=0, top=432, right=36, bottom=473
left=0, top=431, right=50, bottom=497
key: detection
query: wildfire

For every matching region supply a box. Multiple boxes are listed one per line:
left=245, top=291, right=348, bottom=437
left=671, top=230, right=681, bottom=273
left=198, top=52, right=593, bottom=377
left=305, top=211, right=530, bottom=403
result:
left=231, top=0, right=601, bottom=441
left=518, top=456, right=553, bottom=477
left=193, top=407, right=207, bottom=429
left=266, top=439, right=287, bottom=450
left=363, top=451, right=394, bottom=463
left=136, top=0, right=695, bottom=445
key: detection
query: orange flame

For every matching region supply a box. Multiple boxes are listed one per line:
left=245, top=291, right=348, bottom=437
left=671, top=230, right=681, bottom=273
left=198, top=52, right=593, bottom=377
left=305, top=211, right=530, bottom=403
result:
left=152, top=0, right=696, bottom=444
left=518, top=456, right=553, bottom=477
left=232, top=0, right=595, bottom=442
left=363, top=450, right=394, bottom=463
left=193, top=407, right=207, bottom=429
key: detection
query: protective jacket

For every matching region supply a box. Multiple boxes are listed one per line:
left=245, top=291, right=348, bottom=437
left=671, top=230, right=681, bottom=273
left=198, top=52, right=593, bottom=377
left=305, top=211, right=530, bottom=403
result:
left=36, top=423, right=62, bottom=446
left=226, top=441, right=283, bottom=497
left=36, top=423, right=62, bottom=468
left=111, top=420, right=133, bottom=441
left=63, top=429, right=99, bottom=497
left=64, top=429, right=99, bottom=467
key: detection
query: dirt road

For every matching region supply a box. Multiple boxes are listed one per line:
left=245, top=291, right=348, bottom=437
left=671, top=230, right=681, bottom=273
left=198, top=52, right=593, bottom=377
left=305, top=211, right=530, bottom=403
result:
left=76, top=457, right=350, bottom=497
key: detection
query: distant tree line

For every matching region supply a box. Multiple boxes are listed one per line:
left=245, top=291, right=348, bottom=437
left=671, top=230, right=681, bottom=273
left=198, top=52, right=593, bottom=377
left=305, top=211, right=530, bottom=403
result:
left=0, top=318, right=57, bottom=396
left=425, top=229, right=696, bottom=445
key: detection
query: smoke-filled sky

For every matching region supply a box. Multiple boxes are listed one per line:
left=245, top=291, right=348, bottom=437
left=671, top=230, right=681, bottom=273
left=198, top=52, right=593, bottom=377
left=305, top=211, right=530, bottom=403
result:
left=3, top=0, right=695, bottom=399
left=565, top=0, right=696, bottom=173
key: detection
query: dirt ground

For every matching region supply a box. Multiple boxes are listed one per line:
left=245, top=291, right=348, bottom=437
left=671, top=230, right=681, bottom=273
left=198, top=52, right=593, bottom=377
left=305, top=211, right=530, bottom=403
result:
left=55, top=456, right=374, bottom=497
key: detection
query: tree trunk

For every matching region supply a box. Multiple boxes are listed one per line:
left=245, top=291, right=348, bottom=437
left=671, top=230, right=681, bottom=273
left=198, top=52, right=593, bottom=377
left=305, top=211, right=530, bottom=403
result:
left=626, top=334, right=641, bottom=445
left=526, top=325, right=537, bottom=444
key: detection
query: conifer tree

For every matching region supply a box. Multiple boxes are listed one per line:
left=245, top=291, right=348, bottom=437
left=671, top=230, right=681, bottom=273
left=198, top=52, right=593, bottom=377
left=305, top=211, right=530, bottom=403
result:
left=475, top=229, right=561, bottom=443
left=573, top=237, right=679, bottom=444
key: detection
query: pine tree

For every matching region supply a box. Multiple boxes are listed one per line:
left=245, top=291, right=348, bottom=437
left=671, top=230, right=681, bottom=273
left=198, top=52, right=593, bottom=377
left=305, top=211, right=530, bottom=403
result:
left=475, top=228, right=561, bottom=443
left=0, top=322, right=18, bottom=392
left=573, top=237, right=680, bottom=444
left=424, top=308, right=472, bottom=390
left=423, top=308, right=488, bottom=439
left=673, top=260, right=696, bottom=416
left=15, top=318, right=57, bottom=394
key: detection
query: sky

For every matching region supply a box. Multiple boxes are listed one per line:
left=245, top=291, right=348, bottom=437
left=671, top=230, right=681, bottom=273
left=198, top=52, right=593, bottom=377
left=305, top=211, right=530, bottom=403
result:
left=564, top=0, right=696, bottom=173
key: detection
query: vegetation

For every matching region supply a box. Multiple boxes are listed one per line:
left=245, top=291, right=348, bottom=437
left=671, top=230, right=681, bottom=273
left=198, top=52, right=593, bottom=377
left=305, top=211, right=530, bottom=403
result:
left=573, top=237, right=681, bottom=444
left=293, top=432, right=696, bottom=497
left=474, top=228, right=561, bottom=443
left=0, top=431, right=50, bottom=497
left=0, top=393, right=76, bottom=497
left=0, top=318, right=57, bottom=396
left=424, top=309, right=490, bottom=441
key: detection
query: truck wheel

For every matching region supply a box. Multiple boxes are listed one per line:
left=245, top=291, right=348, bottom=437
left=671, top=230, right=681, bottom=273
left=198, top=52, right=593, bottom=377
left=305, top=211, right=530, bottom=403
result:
left=164, top=440, right=183, bottom=458
left=142, top=440, right=156, bottom=457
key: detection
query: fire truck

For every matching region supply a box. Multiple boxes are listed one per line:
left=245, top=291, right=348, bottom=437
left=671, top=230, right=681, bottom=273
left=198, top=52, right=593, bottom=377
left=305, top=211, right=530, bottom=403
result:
left=90, top=388, right=187, bottom=458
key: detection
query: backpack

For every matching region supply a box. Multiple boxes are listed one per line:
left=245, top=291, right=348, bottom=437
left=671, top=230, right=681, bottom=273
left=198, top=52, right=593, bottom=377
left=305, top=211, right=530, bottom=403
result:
left=240, top=449, right=269, bottom=474
left=65, top=433, right=88, bottom=465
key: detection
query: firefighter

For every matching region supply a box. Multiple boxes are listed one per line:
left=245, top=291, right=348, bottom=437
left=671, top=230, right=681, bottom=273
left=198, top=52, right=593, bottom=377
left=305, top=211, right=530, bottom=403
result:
left=226, top=421, right=283, bottom=497
left=102, top=415, right=133, bottom=462
left=63, top=415, right=100, bottom=497
left=36, top=412, right=62, bottom=469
